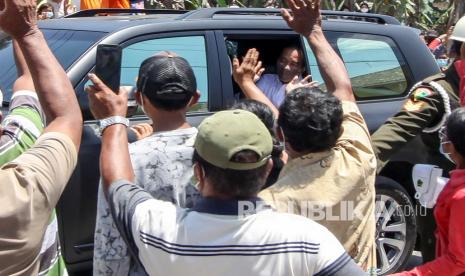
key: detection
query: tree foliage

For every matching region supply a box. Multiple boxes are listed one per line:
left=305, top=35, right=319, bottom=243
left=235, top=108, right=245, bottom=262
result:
left=187, top=0, right=464, bottom=34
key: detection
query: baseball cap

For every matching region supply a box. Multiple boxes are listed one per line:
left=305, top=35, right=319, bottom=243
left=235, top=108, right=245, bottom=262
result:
left=136, top=55, right=197, bottom=100
left=194, top=110, right=273, bottom=170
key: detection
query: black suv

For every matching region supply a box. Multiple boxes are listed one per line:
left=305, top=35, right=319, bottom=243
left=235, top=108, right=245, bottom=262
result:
left=0, top=8, right=440, bottom=275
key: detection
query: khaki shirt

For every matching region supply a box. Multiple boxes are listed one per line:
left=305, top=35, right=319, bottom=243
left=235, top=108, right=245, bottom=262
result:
left=0, top=132, right=77, bottom=275
left=259, top=101, right=377, bottom=271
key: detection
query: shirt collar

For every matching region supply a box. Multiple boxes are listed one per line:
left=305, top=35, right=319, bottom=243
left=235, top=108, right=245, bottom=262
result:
left=191, top=196, right=270, bottom=216
left=283, top=150, right=333, bottom=172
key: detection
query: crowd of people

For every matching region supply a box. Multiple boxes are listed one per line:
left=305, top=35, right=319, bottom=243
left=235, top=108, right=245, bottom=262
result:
left=1, top=0, right=465, bottom=275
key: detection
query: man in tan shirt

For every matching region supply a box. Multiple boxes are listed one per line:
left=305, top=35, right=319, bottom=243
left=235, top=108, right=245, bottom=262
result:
left=232, top=0, right=377, bottom=274
left=0, top=0, right=83, bottom=274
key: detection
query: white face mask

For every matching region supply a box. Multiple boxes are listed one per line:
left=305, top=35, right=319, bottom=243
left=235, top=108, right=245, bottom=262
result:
left=438, top=126, right=455, bottom=164
left=439, top=141, right=455, bottom=164
left=139, top=94, right=147, bottom=115
left=44, top=11, right=54, bottom=18
left=360, top=7, right=369, bottom=13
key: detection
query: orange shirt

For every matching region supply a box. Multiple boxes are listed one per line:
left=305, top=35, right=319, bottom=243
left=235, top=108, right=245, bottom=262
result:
left=107, top=0, right=129, bottom=8
left=80, top=0, right=128, bottom=9
left=80, top=0, right=101, bottom=9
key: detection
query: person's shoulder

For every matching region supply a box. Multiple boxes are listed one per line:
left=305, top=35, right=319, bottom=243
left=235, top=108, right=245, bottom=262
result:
left=257, top=74, right=278, bottom=83
left=451, top=186, right=465, bottom=201
left=258, top=209, right=331, bottom=236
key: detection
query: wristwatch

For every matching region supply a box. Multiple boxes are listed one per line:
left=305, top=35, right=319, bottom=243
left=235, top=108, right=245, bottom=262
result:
left=99, top=116, right=129, bottom=134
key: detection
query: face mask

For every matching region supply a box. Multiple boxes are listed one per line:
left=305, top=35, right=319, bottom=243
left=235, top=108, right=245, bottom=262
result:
left=438, top=126, right=455, bottom=164
left=139, top=94, right=146, bottom=115
left=439, top=141, right=455, bottom=164
left=360, top=8, right=369, bottom=13
left=45, top=11, right=54, bottom=18
left=436, top=58, right=449, bottom=68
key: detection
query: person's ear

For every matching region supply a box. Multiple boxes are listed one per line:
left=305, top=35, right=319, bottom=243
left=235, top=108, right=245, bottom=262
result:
left=188, top=90, right=201, bottom=107
left=265, top=158, right=273, bottom=176
left=135, top=91, right=142, bottom=106
left=275, top=125, right=284, bottom=142
left=194, top=162, right=205, bottom=191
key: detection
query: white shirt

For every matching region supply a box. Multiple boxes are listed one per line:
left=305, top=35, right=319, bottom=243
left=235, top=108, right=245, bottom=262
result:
left=108, top=182, right=365, bottom=276
left=256, top=74, right=287, bottom=108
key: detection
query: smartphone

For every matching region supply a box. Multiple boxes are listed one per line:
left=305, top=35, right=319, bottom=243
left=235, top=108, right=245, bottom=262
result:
left=95, top=44, right=122, bottom=93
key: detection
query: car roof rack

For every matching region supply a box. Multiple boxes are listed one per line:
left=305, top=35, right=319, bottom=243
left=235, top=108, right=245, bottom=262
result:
left=178, top=8, right=400, bottom=25
left=65, top=8, right=188, bottom=18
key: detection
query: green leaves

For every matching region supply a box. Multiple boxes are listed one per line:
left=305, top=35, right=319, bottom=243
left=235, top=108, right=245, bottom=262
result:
left=316, top=0, right=462, bottom=33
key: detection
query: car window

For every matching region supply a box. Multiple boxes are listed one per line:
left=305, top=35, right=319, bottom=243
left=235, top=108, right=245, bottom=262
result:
left=0, top=29, right=105, bottom=103
left=304, top=33, right=409, bottom=99
left=121, top=36, right=208, bottom=112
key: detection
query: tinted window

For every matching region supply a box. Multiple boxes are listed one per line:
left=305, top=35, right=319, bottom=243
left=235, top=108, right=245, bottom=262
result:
left=305, top=33, right=409, bottom=99
left=122, top=36, right=208, bottom=112
left=0, top=29, right=104, bottom=102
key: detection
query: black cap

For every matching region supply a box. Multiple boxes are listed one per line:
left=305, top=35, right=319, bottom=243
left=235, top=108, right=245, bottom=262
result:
left=137, top=55, right=197, bottom=100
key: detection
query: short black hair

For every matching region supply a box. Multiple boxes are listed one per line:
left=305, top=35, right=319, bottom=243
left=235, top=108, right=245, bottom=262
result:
left=231, top=100, right=275, bottom=132
left=145, top=95, right=192, bottom=111
left=278, top=87, right=343, bottom=153
left=446, top=108, right=465, bottom=157
left=451, top=41, right=463, bottom=59
left=193, top=150, right=269, bottom=198
left=38, top=3, right=53, bottom=13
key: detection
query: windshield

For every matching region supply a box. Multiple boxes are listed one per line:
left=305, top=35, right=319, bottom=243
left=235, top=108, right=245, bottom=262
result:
left=0, top=29, right=105, bottom=103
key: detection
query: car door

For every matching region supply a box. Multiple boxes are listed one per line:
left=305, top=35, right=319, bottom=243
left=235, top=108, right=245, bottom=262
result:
left=56, top=31, right=221, bottom=272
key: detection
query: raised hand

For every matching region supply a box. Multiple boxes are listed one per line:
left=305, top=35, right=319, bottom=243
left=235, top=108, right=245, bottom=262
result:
left=232, top=48, right=264, bottom=85
left=285, top=75, right=319, bottom=94
left=130, top=123, right=153, bottom=141
left=281, top=0, right=321, bottom=37
left=0, top=0, right=38, bottom=38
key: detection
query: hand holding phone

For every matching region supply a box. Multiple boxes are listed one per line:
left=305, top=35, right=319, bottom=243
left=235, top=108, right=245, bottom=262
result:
left=95, top=44, right=122, bottom=93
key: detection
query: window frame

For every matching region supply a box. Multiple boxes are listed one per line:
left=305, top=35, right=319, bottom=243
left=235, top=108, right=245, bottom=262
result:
left=119, top=31, right=220, bottom=113
left=214, top=30, right=304, bottom=107
left=74, top=30, right=220, bottom=122
left=300, top=31, right=415, bottom=102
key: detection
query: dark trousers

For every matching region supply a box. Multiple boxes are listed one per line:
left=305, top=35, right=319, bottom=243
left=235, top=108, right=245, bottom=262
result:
left=416, top=203, right=436, bottom=262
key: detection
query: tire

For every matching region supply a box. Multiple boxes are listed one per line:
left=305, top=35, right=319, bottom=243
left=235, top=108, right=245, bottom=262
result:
left=375, top=176, right=417, bottom=275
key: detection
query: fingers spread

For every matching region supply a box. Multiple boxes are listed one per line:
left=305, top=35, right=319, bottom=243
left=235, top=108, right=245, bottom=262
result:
left=301, top=75, right=312, bottom=83
left=254, top=60, right=263, bottom=73
left=285, top=0, right=299, bottom=12
left=308, top=81, right=319, bottom=87
left=232, top=57, right=240, bottom=69
left=291, top=75, right=299, bottom=84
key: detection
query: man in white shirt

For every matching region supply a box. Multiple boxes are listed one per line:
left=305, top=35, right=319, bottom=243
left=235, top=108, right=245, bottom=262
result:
left=234, top=45, right=317, bottom=108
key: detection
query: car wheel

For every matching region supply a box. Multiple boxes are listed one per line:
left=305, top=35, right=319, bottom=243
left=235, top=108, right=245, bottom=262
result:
left=375, top=176, right=417, bottom=275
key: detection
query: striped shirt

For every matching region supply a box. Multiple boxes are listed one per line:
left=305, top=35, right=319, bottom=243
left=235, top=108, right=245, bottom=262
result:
left=0, top=91, right=66, bottom=276
left=0, top=91, right=45, bottom=164
left=108, top=180, right=365, bottom=276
